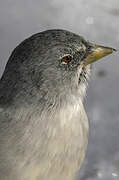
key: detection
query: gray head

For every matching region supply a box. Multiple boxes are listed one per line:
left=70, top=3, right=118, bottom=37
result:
left=0, top=29, right=115, bottom=106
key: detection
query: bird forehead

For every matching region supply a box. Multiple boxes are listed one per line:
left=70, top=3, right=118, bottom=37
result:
left=43, top=29, right=87, bottom=45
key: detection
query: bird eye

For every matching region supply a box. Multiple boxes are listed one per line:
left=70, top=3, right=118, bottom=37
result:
left=61, top=55, right=72, bottom=64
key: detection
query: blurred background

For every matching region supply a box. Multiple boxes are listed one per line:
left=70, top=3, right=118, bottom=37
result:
left=0, top=0, right=119, bottom=179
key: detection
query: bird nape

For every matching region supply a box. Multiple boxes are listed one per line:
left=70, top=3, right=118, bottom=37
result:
left=0, top=29, right=116, bottom=180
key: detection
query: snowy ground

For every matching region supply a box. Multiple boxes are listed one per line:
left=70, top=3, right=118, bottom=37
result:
left=0, top=0, right=119, bottom=179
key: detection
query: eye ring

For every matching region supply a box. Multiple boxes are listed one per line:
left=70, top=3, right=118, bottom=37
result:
left=61, top=55, right=73, bottom=64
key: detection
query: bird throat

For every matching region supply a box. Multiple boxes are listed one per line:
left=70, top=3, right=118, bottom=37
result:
left=78, top=65, right=90, bottom=85
left=77, top=65, right=91, bottom=100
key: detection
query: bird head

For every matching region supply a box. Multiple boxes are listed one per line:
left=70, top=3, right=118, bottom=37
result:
left=29, top=29, right=115, bottom=100
left=0, top=29, right=116, bottom=105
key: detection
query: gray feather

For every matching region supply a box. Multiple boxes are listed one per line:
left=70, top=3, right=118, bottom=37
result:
left=0, top=29, right=91, bottom=180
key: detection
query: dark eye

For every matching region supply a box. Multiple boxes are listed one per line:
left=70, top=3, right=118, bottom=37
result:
left=61, top=55, right=72, bottom=64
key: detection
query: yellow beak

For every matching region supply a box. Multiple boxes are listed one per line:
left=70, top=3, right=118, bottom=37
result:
left=84, top=44, right=116, bottom=66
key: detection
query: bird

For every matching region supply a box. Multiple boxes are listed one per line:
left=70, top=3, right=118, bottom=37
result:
left=0, top=29, right=116, bottom=180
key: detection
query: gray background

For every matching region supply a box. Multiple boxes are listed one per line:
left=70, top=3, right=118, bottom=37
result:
left=0, top=0, right=119, bottom=179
